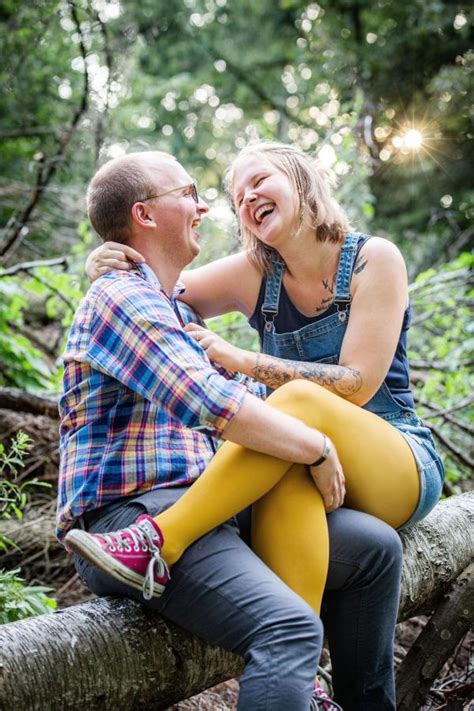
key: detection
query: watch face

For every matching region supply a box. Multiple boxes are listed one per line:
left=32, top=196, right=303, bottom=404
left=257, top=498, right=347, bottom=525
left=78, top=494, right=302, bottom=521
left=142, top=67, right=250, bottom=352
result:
left=323, top=438, right=331, bottom=458
left=310, top=435, right=330, bottom=467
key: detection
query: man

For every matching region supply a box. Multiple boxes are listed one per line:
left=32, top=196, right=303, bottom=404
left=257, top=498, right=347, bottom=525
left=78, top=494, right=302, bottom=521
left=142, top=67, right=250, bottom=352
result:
left=58, top=151, right=402, bottom=710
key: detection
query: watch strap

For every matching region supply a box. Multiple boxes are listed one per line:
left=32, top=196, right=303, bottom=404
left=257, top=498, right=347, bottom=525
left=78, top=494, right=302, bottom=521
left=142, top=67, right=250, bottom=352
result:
left=310, top=434, right=331, bottom=467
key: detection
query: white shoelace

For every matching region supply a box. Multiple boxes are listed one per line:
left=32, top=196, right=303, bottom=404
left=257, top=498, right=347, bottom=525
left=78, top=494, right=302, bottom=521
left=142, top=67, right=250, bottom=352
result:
left=102, top=524, right=169, bottom=600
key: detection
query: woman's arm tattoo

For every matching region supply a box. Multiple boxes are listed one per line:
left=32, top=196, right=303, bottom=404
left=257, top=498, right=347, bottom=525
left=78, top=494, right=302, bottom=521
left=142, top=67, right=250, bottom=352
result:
left=252, top=354, right=362, bottom=396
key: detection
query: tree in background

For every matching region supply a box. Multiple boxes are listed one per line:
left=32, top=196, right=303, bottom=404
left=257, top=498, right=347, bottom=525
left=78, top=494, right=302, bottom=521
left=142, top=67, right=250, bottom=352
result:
left=1, top=0, right=472, bottom=268
left=0, top=0, right=472, bottom=480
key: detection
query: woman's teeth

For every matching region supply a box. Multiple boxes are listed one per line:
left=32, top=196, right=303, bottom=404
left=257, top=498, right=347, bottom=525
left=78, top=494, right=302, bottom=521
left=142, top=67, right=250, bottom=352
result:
left=255, top=203, right=274, bottom=223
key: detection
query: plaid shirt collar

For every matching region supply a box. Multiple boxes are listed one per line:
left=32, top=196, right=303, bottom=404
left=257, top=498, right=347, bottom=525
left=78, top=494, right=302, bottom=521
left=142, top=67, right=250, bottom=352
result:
left=131, top=262, right=186, bottom=300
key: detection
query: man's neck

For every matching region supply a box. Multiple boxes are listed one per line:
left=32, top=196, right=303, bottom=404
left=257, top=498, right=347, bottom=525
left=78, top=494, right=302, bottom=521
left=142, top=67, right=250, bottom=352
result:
left=129, top=234, right=183, bottom=297
left=143, top=253, right=181, bottom=297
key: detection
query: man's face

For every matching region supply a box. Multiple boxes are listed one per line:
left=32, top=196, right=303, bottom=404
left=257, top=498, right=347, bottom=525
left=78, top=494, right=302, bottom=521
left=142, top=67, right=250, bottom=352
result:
left=143, top=157, right=208, bottom=267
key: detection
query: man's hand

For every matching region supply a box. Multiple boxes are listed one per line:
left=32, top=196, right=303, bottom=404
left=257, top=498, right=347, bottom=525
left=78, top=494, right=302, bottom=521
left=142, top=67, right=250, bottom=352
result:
left=309, top=440, right=345, bottom=512
left=85, top=242, right=146, bottom=282
left=184, top=323, right=247, bottom=373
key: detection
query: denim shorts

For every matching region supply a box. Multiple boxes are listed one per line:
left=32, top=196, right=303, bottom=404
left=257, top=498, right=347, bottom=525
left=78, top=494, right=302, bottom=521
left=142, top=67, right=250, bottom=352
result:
left=390, top=413, right=445, bottom=529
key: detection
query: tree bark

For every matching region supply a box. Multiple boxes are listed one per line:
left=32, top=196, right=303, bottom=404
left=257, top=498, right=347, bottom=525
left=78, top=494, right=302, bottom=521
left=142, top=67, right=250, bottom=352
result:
left=0, top=493, right=472, bottom=710
left=0, top=597, right=244, bottom=711
left=397, top=491, right=474, bottom=620
left=0, top=499, right=56, bottom=557
left=0, top=388, right=59, bottom=419
left=396, top=562, right=473, bottom=711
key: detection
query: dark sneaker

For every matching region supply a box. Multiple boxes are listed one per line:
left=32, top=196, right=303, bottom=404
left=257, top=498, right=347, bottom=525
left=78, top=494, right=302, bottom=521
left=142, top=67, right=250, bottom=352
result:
left=310, top=680, right=343, bottom=710
left=65, top=514, right=170, bottom=600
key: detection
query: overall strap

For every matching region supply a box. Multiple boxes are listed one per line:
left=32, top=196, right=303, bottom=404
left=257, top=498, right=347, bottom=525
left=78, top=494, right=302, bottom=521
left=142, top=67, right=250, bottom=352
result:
left=261, top=256, right=285, bottom=333
left=334, top=233, right=361, bottom=312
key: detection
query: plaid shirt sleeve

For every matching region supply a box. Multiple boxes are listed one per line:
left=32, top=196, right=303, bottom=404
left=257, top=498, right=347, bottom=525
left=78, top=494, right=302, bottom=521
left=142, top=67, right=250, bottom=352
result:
left=83, top=275, right=247, bottom=433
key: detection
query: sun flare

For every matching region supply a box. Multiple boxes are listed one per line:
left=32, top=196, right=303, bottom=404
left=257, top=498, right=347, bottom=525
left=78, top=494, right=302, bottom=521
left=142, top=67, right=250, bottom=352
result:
left=402, top=129, right=423, bottom=150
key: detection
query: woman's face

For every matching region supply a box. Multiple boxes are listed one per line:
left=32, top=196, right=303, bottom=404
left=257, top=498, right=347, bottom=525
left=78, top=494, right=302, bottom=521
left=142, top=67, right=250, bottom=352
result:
left=232, top=154, right=300, bottom=247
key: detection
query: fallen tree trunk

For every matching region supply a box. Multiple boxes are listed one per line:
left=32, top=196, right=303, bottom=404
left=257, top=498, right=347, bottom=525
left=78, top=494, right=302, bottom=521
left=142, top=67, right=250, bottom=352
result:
left=397, top=491, right=474, bottom=618
left=396, top=562, right=474, bottom=711
left=0, top=499, right=57, bottom=556
left=0, top=493, right=473, bottom=711
left=0, top=387, right=59, bottom=419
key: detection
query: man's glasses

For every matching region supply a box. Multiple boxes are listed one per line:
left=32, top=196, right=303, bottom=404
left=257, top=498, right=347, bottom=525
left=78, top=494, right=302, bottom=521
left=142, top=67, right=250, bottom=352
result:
left=140, top=183, right=199, bottom=204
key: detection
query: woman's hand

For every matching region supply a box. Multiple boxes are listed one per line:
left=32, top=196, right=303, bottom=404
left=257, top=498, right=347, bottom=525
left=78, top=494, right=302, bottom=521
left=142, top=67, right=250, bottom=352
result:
left=184, top=323, right=247, bottom=373
left=85, top=242, right=146, bottom=282
left=309, top=439, right=345, bottom=512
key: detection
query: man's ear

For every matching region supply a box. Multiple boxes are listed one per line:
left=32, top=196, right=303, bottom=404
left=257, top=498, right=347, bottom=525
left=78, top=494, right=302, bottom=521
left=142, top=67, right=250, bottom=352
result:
left=131, top=202, right=157, bottom=228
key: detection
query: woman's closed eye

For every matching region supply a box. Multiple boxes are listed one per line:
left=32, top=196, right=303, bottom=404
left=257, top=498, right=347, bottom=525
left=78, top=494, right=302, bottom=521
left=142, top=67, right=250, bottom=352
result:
left=237, top=176, right=267, bottom=207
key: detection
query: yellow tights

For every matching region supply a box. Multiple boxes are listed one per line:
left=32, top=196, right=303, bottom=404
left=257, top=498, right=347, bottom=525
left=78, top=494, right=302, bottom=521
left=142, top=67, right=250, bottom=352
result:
left=155, top=381, right=419, bottom=613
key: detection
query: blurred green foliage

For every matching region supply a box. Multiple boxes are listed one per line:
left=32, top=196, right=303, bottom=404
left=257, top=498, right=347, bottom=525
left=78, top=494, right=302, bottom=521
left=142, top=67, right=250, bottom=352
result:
left=408, top=253, right=473, bottom=488
left=0, top=432, right=57, bottom=623
left=0, top=569, right=57, bottom=624
left=0, top=1, right=472, bottom=491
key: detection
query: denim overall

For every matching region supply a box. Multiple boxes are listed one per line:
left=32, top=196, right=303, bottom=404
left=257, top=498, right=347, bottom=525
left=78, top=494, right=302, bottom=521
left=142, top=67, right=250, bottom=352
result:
left=256, top=233, right=444, bottom=527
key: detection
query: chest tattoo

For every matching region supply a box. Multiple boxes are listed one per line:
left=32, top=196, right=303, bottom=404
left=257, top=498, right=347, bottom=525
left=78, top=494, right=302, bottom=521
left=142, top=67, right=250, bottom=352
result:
left=316, top=271, right=336, bottom=314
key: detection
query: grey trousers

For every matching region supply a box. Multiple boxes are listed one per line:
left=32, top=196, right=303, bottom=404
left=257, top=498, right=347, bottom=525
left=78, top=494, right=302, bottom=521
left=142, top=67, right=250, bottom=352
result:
left=73, top=488, right=403, bottom=711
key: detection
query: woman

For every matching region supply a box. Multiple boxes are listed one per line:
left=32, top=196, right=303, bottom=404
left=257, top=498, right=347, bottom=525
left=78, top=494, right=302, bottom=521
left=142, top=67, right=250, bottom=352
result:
left=82, top=141, right=444, bottom=708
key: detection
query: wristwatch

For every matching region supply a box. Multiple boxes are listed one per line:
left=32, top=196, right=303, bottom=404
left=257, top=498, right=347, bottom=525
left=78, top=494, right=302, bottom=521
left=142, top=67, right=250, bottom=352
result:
left=310, top=434, right=331, bottom=467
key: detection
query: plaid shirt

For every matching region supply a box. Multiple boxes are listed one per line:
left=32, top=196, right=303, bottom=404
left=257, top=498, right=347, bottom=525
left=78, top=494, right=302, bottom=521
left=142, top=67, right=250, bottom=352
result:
left=56, top=264, right=247, bottom=541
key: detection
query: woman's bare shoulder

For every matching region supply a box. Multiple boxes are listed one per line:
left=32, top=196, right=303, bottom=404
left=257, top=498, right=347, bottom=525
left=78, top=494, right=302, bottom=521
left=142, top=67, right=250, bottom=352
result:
left=181, top=251, right=262, bottom=317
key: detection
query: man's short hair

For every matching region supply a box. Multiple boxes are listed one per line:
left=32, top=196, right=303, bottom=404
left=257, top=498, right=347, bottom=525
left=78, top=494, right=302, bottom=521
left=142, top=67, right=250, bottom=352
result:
left=86, top=151, right=173, bottom=244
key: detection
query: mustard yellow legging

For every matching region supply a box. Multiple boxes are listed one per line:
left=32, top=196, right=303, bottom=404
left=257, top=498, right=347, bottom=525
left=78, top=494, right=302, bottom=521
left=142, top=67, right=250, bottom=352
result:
left=155, top=380, right=420, bottom=614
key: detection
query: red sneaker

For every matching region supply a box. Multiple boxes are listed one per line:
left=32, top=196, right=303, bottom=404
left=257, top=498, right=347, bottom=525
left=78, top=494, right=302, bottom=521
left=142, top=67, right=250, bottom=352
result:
left=310, top=680, right=343, bottom=710
left=65, top=514, right=170, bottom=600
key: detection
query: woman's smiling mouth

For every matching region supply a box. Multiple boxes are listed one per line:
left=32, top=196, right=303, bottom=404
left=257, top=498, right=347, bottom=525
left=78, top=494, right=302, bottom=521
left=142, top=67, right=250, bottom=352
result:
left=254, top=203, right=275, bottom=224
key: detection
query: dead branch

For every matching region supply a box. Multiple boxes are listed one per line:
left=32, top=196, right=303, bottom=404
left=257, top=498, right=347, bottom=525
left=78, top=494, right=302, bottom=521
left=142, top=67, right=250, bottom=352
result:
left=0, top=389, right=59, bottom=418
left=0, top=257, right=67, bottom=278
left=0, top=1, right=89, bottom=262
left=397, top=493, right=474, bottom=620
left=417, top=399, right=474, bottom=436
left=409, top=268, right=472, bottom=294
left=93, top=9, right=113, bottom=163
left=429, top=423, right=473, bottom=470
left=396, top=563, right=473, bottom=711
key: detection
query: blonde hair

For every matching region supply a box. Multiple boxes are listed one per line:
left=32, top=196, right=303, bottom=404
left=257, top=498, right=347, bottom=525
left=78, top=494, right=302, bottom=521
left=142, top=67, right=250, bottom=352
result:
left=225, top=141, right=351, bottom=274
left=86, top=151, right=174, bottom=244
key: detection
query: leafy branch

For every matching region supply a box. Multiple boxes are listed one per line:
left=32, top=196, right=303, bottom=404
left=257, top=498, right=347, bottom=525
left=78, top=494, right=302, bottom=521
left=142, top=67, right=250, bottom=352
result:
left=0, top=431, right=36, bottom=523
